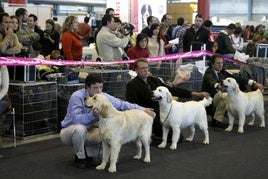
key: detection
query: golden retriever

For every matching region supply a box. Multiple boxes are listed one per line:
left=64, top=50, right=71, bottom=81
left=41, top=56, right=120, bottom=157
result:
left=84, top=94, right=154, bottom=173
left=222, top=77, right=265, bottom=133
left=152, top=86, right=211, bottom=150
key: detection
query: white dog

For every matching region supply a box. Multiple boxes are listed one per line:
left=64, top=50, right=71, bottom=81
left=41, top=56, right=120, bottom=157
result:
left=84, top=94, right=154, bottom=173
left=152, top=86, right=212, bottom=150
left=222, top=77, right=265, bottom=133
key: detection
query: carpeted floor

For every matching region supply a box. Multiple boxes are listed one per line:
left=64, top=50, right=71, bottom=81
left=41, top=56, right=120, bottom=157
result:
left=0, top=102, right=267, bottom=179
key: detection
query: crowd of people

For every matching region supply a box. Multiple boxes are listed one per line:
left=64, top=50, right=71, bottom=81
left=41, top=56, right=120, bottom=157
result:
left=0, top=7, right=266, bottom=168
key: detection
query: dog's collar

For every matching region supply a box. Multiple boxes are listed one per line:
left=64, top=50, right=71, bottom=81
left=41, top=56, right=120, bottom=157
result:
left=161, top=103, right=173, bottom=125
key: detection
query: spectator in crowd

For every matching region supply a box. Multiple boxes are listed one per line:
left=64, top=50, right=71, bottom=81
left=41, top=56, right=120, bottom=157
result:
left=203, top=20, right=213, bottom=31
left=141, top=15, right=158, bottom=36
left=216, top=23, right=236, bottom=55
left=126, top=58, right=210, bottom=142
left=230, top=26, right=244, bottom=52
left=0, top=65, right=10, bottom=146
left=252, top=24, right=265, bottom=44
left=27, top=14, right=45, bottom=53
left=147, top=23, right=164, bottom=72
left=171, top=17, right=186, bottom=53
left=15, top=8, right=40, bottom=58
left=52, top=16, right=61, bottom=33
left=105, top=8, right=115, bottom=16
left=211, top=41, right=218, bottom=53
left=159, top=22, right=172, bottom=54
left=161, top=13, right=175, bottom=41
left=260, top=30, right=268, bottom=44
left=245, top=25, right=255, bottom=40
left=42, top=19, right=60, bottom=57
left=61, top=15, right=83, bottom=60
left=78, top=16, right=92, bottom=46
left=246, top=24, right=265, bottom=57
left=201, top=53, right=264, bottom=128
left=60, top=73, right=154, bottom=169
left=96, top=14, right=130, bottom=63
left=0, top=13, right=21, bottom=56
left=183, top=13, right=210, bottom=52
left=127, top=33, right=149, bottom=70
left=203, top=19, right=214, bottom=50
left=9, top=15, right=19, bottom=32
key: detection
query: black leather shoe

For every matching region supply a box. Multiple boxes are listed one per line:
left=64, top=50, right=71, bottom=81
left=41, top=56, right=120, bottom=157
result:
left=151, top=134, right=162, bottom=145
left=211, top=120, right=227, bottom=128
left=74, top=156, right=88, bottom=169
left=85, top=156, right=100, bottom=167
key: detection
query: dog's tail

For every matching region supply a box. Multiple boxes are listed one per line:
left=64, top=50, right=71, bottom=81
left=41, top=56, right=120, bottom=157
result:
left=199, top=97, right=213, bottom=107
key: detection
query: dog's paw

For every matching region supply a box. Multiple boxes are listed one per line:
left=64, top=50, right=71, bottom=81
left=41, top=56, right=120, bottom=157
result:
left=225, top=126, right=233, bottom=132
left=260, top=122, right=265, bottom=128
left=158, top=142, right=166, bottom=148
left=96, top=163, right=106, bottom=170
left=143, top=157, right=150, bottom=163
left=247, top=121, right=254, bottom=126
left=170, top=144, right=177, bottom=150
left=203, top=140, right=209, bottom=145
left=238, top=128, right=244, bottom=133
left=108, top=166, right=117, bottom=173
left=133, top=155, right=141, bottom=160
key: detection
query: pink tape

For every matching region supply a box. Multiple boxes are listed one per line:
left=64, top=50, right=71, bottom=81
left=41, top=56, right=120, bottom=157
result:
left=0, top=50, right=247, bottom=66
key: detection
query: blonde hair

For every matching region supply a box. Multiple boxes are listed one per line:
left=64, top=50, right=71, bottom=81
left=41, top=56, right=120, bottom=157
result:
left=61, top=15, right=77, bottom=33
left=159, top=22, right=168, bottom=35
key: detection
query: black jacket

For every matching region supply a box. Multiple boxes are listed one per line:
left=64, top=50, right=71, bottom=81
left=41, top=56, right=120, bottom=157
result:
left=183, top=25, right=210, bottom=52
left=126, top=75, right=193, bottom=137
left=216, top=31, right=236, bottom=54
left=202, top=66, right=249, bottom=97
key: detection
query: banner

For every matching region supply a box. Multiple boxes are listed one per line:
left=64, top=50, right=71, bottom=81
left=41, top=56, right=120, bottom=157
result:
left=8, top=0, right=27, bottom=6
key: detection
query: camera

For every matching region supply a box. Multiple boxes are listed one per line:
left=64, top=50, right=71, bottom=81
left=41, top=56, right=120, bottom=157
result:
left=122, top=23, right=135, bottom=36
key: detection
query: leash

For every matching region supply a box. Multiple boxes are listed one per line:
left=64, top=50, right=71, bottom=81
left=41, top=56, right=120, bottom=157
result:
left=161, top=103, right=173, bottom=125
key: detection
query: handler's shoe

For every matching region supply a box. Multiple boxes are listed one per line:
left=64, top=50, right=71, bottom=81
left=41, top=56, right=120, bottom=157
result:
left=211, top=119, right=228, bottom=128
left=74, top=155, right=88, bottom=169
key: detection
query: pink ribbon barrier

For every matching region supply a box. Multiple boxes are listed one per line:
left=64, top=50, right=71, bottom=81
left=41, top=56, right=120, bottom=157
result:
left=0, top=50, right=250, bottom=66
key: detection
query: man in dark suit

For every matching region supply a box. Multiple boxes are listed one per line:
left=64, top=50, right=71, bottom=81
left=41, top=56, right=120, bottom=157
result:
left=126, top=58, right=210, bottom=142
left=202, top=53, right=264, bottom=128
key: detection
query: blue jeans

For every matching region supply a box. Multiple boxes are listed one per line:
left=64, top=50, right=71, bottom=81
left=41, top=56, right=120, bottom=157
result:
left=0, top=98, right=9, bottom=117
left=0, top=98, right=9, bottom=135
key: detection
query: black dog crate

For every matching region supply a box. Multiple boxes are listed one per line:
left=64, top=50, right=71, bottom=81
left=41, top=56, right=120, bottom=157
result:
left=8, top=82, right=58, bottom=139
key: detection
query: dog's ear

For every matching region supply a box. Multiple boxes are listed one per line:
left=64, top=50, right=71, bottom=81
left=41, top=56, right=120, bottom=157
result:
left=235, top=82, right=240, bottom=93
left=166, top=92, right=173, bottom=103
left=100, top=104, right=109, bottom=118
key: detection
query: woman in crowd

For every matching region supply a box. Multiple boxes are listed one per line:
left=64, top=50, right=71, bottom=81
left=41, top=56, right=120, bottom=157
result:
left=252, top=24, right=264, bottom=44
left=61, top=15, right=83, bottom=60
left=147, top=23, right=164, bottom=74
left=127, top=33, right=149, bottom=70
left=230, top=26, right=244, bottom=52
left=159, top=22, right=172, bottom=54
left=42, top=19, right=60, bottom=57
left=0, top=13, right=21, bottom=56
left=9, top=15, right=25, bottom=56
